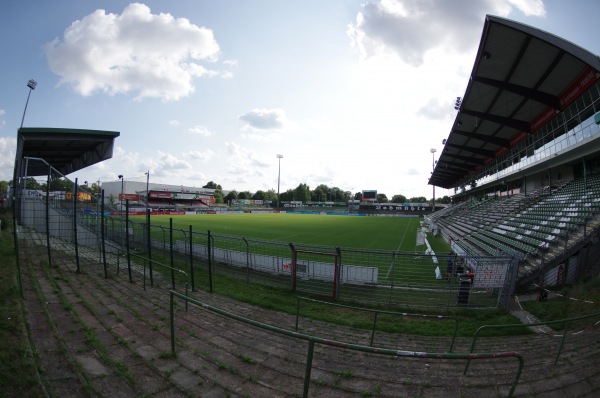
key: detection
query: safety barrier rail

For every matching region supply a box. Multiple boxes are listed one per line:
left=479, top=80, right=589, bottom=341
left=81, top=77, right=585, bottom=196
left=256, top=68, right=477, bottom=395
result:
left=295, top=296, right=459, bottom=351
left=464, top=310, right=600, bottom=374
left=169, top=290, right=524, bottom=398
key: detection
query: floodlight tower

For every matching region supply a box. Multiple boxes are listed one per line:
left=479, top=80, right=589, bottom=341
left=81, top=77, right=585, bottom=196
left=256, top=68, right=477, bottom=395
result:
left=430, top=148, right=437, bottom=210
left=276, top=154, right=283, bottom=208
left=20, top=79, right=37, bottom=128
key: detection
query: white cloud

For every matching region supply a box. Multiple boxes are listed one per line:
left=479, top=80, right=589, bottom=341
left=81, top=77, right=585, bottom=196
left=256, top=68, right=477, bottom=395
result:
left=240, top=132, right=281, bottom=142
left=183, top=149, right=215, bottom=162
left=417, top=97, right=457, bottom=122
left=224, top=142, right=270, bottom=182
left=156, top=151, right=192, bottom=171
left=44, top=3, right=223, bottom=101
left=348, top=0, right=546, bottom=65
left=223, top=59, right=238, bottom=67
left=238, top=108, right=288, bottom=130
left=168, top=120, right=180, bottom=126
left=0, top=137, right=16, bottom=180
left=509, top=0, right=546, bottom=17
left=187, top=125, right=213, bottom=137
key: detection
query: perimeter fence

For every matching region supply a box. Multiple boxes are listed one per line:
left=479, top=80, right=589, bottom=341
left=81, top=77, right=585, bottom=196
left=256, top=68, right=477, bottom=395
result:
left=13, top=156, right=519, bottom=310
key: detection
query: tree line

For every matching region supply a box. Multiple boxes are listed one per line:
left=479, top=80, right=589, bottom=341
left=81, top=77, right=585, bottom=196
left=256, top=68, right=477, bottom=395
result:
left=202, top=181, right=451, bottom=205
left=0, top=179, right=451, bottom=205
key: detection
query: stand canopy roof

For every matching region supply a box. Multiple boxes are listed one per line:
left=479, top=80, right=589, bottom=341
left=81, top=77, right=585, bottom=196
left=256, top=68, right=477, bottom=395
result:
left=15, top=127, right=120, bottom=177
left=429, top=15, right=600, bottom=189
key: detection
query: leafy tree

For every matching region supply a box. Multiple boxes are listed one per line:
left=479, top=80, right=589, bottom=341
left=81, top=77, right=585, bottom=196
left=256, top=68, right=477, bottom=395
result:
left=48, top=178, right=71, bottom=191
left=264, top=189, right=277, bottom=202
left=279, top=189, right=294, bottom=202
left=203, top=181, right=222, bottom=190
left=311, top=184, right=329, bottom=202
left=293, top=183, right=311, bottom=202
left=213, top=191, right=224, bottom=204
left=409, top=196, right=427, bottom=203
left=353, top=192, right=362, bottom=200
left=330, top=187, right=344, bottom=202
left=0, top=181, right=8, bottom=196
left=391, top=194, right=407, bottom=203
left=90, top=182, right=101, bottom=195
left=438, top=195, right=452, bottom=204
left=376, top=193, right=388, bottom=203
left=224, top=190, right=238, bottom=204
left=238, top=191, right=252, bottom=199
left=24, top=177, right=44, bottom=190
left=252, top=190, right=266, bottom=200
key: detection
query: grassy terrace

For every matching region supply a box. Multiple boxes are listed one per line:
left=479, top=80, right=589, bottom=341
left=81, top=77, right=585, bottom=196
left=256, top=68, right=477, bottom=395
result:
left=4, top=208, right=600, bottom=394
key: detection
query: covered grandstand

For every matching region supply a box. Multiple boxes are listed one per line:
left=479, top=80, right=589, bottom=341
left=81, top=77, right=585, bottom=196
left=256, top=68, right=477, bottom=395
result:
left=101, top=181, right=216, bottom=213
left=428, top=15, right=600, bottom=289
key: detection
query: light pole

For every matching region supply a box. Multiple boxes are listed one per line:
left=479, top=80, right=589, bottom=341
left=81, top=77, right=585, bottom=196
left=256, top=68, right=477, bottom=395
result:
left=276, top=154, right=283, bottom=208
left=430, top=148, right=437, bottom=210
left=20, top=79, right=37, bottom=128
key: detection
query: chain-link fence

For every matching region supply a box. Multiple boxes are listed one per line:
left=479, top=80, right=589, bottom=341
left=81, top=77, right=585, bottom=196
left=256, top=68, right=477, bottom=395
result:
left=13, top=156, right=518, bottom=310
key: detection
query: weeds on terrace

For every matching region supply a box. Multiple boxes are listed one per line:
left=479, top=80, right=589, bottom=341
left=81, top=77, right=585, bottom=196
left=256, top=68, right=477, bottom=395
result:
left=47, top=264, right=136, bottom=384
left=159, top=351, right=175, bottom=359
left=0, top=220, right=46, bottom=397
left=238, top=354, right=256, bottom=365
left=338, top=370, right=354, bottom=379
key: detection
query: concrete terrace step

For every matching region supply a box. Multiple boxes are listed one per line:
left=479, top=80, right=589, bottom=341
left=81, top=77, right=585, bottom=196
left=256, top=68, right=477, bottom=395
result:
left=21, top=243, right=142, bottom=397
left=20, top=240, right=600, bottom=397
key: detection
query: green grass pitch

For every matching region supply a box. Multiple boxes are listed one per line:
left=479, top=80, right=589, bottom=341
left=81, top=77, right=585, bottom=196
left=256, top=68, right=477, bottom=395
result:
left=135, top=212, right=425, bottom=252
left=129, top=212, right=479, bottom=306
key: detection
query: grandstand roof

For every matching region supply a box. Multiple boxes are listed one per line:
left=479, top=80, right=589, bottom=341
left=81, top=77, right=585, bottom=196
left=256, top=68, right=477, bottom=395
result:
left=429, top=15, right=600, bottom=189
left=15, top=127, right=120, bottom=177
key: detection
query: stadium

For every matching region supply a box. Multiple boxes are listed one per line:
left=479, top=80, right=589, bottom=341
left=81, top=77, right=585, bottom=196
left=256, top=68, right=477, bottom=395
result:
left=5, top=15, right=600, bottom=397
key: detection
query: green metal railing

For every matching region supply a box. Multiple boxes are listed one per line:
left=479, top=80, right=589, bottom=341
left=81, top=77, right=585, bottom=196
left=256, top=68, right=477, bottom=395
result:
left=169, top=290, right=524, bottom=398
left=295, top=296, right=459, bottom=351
left=464, top=310, right=600, bottom=374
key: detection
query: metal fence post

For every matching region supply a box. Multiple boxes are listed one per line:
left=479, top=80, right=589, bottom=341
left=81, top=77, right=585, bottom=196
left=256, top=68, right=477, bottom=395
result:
left=74, top=178, right=80, bottom=273
left=243, top=237, right=250, bottom=283
left=170, top=218, right=175, bottom=290
left=45, top=165, right=51, bottom=267
left=335, top=247, right=342, bottom=300
left=388, top=253, right=396, bottom=305
left=126, top=199, right=132, bottom=283
left=208, top=230, right=213, bottom=293
left=169, top=291, right=176, bottom=356
left=303, top=341, right=315, bottom=398
left=148, top=208, right=153, bottom=286
left=101, top=189, right=107, bottom=278
left=189, top=224, right=194, bottom=291
left=289, top=243, right=296, bottom=292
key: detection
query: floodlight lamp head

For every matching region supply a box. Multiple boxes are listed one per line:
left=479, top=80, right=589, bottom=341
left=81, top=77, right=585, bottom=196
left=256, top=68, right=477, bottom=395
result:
left=118, top=174, right=123, bottom=179
left=430, top=148, right=436, bottom=154
left=276, top=154, right=283, bottom=159
left=27, top=79, right=37, bottom=90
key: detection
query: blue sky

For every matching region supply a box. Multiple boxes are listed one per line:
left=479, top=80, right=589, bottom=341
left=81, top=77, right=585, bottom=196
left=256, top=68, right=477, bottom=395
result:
left=1, top=0, right=599, bottom=199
